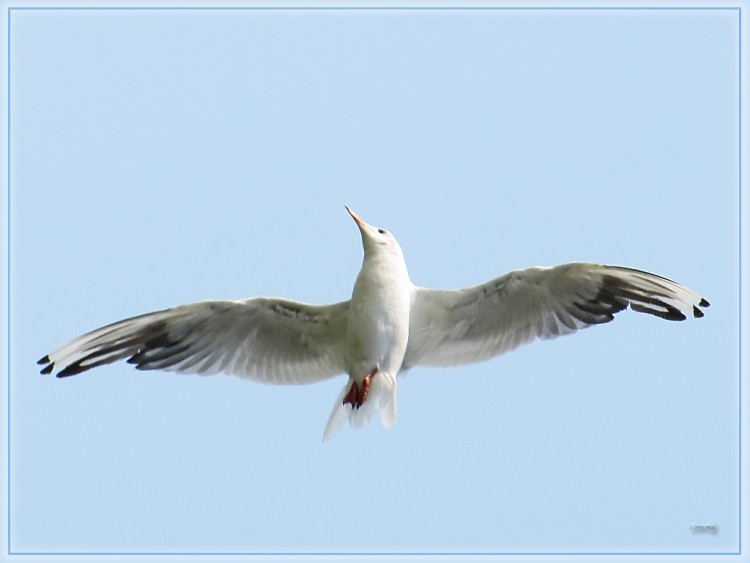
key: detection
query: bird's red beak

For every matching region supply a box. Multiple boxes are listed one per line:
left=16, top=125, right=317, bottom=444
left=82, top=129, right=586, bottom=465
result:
left=345, top=206, right=365, bottom=228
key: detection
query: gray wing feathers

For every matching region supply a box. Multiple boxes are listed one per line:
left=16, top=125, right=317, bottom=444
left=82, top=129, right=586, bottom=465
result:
left=404, top=263, right=709, bottom=369
left=38, top=299, right=350, bottom=384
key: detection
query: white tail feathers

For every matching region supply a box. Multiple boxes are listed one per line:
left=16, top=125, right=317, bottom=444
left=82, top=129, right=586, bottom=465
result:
left=323, top=373, right=397, bottom=441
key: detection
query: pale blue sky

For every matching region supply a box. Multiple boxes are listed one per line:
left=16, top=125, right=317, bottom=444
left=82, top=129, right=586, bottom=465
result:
left=3, top=4, right=742, bottom=561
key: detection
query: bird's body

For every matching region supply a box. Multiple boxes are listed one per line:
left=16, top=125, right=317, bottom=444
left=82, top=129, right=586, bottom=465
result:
left=332, top=210, right=412, bottom=436
left=38, top=207, right=709, bottom=440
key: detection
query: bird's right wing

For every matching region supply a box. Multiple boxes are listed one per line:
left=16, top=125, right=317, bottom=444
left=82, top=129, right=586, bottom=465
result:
left=403, top=263, right=708, bottom=369
left=38, top=298, right=351, bottom=384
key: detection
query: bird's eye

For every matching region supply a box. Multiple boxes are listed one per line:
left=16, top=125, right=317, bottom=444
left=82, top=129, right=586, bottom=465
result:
left=378, top=229, right=387, bottom=235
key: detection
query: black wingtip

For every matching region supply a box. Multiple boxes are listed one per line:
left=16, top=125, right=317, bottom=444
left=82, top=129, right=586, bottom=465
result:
left=699, top=298, right=710, bottom=308
left=37, top=355, right=50, bottom=366
left=693, top=305, right=705, bottom=319
left=40, top=363, right=54, bottom=375
left=56, top=364, right=87, bottom=378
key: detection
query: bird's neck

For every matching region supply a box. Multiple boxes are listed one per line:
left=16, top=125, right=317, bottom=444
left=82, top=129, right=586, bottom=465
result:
left=356, top=253, right=412, bottom=289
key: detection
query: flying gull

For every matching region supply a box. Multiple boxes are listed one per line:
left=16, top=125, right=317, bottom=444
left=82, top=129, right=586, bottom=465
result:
left=38, top=207, right=709, bottom=440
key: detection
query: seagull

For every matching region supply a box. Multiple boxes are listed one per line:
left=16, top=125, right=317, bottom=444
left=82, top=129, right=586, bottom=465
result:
left=38, top=207, right=709, bottom=440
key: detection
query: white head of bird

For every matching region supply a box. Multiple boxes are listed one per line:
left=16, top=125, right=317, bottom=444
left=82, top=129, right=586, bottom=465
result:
left=345, top=205, right=408, bottom=267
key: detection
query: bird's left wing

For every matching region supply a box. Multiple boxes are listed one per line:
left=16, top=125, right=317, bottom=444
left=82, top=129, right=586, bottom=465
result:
left=38, top=298, right=350, bottom=384
left=403, top=263, right=708, bottom=369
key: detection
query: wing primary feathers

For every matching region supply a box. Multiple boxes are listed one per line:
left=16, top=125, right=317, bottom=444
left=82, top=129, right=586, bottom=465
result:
left=599, top=273, right=696, bottom=321
left=56, top=340, right=143, bottom=378
left=128, top=344, right=194, bottom=370
left=629, top=302, right=686, bottom=321
left=568, top=303, right=616, bottom=325
left=125, top=325, right=187, bottom=368
left=57, top=353, right=122, bottom=378
left=573, top=295, right=627, bottom=315
left=144, top=342, right=212, bottom=372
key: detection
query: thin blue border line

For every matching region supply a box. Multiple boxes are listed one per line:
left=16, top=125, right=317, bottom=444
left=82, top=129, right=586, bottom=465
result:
left=2, top=4, right=742, bottom=9
left=4, top=552, right=742, bottom=557
left=4, top=4, right=742, bottom=558
left=6, top=6, right=10, bottom=559
left=738, top=4, right=743, bottom=557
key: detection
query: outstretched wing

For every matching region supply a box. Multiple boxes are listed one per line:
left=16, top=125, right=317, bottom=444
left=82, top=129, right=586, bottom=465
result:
left=39, top=298, right=350, bottom=384
left=403, top=263, right=709, bottom=369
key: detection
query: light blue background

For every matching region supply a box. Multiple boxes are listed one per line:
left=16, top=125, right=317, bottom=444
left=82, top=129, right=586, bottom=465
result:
left=6, top=6, right=740, bottom=556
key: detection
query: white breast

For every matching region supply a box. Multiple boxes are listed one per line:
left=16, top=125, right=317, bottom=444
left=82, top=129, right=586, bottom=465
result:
left=345, top=256, right=412, bottom=380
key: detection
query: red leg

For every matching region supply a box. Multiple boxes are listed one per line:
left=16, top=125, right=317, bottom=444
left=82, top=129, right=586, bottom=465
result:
left=343, top=367, right=379, bottom=409
left=356, top=366, right=379, bottom=408
left=342, top=381, right=359, bottom=408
